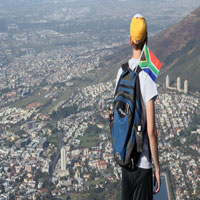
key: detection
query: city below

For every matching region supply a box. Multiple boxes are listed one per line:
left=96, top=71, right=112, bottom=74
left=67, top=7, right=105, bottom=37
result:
left=0, top=0, right=200, bottom=200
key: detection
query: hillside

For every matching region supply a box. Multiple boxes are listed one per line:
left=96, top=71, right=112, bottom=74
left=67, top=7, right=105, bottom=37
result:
left=102, top=6, right=200, bottom=92
left=150, top=6, right=200, bottom=91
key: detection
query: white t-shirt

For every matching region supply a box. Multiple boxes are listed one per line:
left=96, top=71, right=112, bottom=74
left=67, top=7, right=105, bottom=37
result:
left=115, top=58, right=158, bottom=169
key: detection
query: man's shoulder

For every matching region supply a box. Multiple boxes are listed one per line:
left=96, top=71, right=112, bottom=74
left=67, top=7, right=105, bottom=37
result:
left=138, top=70, right=147, bottom=84
left=139, top=71, right=158, bottom=104
left=117, top=67, right=122, bottom=76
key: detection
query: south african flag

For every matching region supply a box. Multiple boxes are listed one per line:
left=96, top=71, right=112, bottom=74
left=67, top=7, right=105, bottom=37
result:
left=139, top=44, right=162, bottom=82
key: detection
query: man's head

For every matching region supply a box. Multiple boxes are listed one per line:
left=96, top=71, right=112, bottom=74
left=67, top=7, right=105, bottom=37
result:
left=130, top=14, right=147, bottom=50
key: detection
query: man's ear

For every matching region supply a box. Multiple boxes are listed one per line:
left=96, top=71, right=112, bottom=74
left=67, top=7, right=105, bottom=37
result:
left=129, top=36, right=133, bottom=46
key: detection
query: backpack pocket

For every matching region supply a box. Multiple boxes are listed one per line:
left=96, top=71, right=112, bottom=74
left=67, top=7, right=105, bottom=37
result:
left=112, top=100, right=131, bottom=163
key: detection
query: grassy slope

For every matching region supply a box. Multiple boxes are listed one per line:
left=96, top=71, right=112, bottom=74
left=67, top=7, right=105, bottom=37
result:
left=101, top=39, right=200, bottom=92
left=158, top=39, right=200, bottom=91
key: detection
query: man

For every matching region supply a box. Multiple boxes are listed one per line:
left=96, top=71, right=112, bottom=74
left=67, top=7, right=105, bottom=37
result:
left=114, top=14, right=161, bottom=200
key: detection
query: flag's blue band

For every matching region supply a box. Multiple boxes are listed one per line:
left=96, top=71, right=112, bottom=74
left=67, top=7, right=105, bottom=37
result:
left=143, top=68, right=157, bottom=82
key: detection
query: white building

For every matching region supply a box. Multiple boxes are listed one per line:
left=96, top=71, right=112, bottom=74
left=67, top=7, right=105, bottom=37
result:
left=166, top=75, right=169, bottom=88
left=61, top=147, right=66, bottom=171
left=177, top=77, right=181, bottom=92
left=184, top=80, right=188, bottom=94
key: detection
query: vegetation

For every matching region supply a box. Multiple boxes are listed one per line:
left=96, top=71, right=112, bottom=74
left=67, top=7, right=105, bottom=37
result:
left=8, top=87, right=46, bottom=108
left=159, top=38, right=200, bottom=91
left=85, top=178, right=105, bottom=187
left=47, top=134, right=58, bottom=148
left=51, top=105, right=78, bottom=121
left=80, top=124, right=102, bottom=148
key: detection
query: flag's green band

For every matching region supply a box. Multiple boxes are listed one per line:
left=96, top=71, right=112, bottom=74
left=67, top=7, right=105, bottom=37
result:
left=139, top=46, right=159, bottom=76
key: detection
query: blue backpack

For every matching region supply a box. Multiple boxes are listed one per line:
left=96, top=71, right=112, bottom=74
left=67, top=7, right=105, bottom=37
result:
left=112, top=62, right=144, bottom=169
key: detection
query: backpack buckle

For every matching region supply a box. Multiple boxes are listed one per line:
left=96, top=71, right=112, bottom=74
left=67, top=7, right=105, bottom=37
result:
left=136, top=124, right=143, bottom=153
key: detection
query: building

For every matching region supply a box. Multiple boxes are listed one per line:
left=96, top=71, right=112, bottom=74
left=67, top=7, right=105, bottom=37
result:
left=61, top=147, right=66, bottom=171
left=26, top=121, right=34, bottom=130
left=166, top=75, right=169, bottom=88
left=15, top=138, right=31, bottom=149
left=97, top=160, right=107, bottom=170
left=98, top=98, right=105, bottom=111
left=177, top=77, right=181, bottom=92
left=25, top=164, right=32, bottom=173
left=184, top=80, right=188, bottom=94
left=38, top=138, right=48, bottom=150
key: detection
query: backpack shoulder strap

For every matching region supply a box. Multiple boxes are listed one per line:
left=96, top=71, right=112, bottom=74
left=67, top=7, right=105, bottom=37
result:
left=114, top=62, right=129, bottom=97
left=134, top=65, right=143, bottom=124
left=136, top=65, right=142, bottom=73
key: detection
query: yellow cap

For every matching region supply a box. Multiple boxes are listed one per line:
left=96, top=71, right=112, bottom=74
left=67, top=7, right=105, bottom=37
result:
left=130, top=14, right=147, bottom=44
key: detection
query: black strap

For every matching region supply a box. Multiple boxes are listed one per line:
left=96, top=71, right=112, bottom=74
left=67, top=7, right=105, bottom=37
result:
left=136, top=66, right=142, bottom=73
left=134, top=65, right=143, bottom=153
left=134, top=67, right=142, bottom=119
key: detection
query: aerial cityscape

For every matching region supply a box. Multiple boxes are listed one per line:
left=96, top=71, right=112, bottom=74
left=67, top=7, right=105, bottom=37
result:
left=0, top=0, right=200, bottom=199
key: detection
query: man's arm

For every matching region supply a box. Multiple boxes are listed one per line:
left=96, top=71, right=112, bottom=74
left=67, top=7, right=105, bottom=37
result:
left=146, top=98, right=161, bottom=194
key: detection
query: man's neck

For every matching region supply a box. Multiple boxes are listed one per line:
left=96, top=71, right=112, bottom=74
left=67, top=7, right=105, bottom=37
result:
left=132, top=49, right=142, bottom=59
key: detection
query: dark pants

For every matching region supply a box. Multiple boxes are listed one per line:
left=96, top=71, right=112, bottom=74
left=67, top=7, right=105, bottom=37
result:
left=122, top=167, right=153, bottom=200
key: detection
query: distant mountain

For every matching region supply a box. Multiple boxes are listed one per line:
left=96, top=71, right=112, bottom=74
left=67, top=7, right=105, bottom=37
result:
left=150, top=6, right=200, bottom=91
left=102, top=6, right=200, bottom=92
